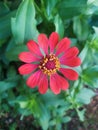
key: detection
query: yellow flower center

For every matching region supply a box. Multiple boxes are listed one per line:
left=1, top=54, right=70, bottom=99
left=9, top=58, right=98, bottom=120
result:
left=39, top=54, right=60, bottom=76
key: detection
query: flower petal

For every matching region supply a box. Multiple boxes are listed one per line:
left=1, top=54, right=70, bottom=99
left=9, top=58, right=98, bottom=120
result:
left=38, top=74, right=48, bottom=94
left=26, top=70, right=42, bottom=88
left=38, top=34, right=48, bottom=54
left=50, top=74, right=61, bottom=94
left=19, top=52, right=39, bottom=63
left=55, top=37, right=71, bottom=56
left=18, top=64, right=38, bottom=75
left=50, top=73, right=69, bottom=94
left=60, top=57, right=81, bottom=67
left=27, top=40, right=42, bottom=57
left=49, top=32, right=59, bottom=52
left=61, top=47, right=79, bottom=59
left=60, top=68, right=79, bottom=80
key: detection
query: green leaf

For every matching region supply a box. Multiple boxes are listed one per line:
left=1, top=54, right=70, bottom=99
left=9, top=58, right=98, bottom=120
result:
left=93, top=26, right=98, bottom=37
left=79, top=43, right=89, bottom=63
left=90, top=27, right=98, bottom=51
left=11, top=0, right=39, bottom=44
left=62, top=116, right=71, bottom=123
left=0, top=11, right=16, bottom=40
left=5, top=44, right=27, bottom=61
left=73, top=16, right=89, bottom=41
left=54, top=15, right=64, bottom=38
left=76, top=88, right=95, bottom=104
left=82, top=66, right=98, bottom=88
left=76, top=109, right=86, bottom=121
left=0, top=74, right=20, bottom=93
left=7, top=66, right=17, bottom=78
left=16, top=96, right=29, bottom=109
left=40, top=91, right=65, bottom=107
left=18, top=101, right=28, bottom=108
left=19, top=108, right=32, bottom=119
left=0, top=81, right=17, bottom=93
left=0, top=2, right=10, bottom=16
left=89, top=0, right=98, bottom=6
left=44, top=0, right=58, bottom=17
left=90, top=38, right=98, bottom=51
left=58, top=0, right=87, bottom=19
left=39, top=102, right=50, bottom=130
left=86, top=1, right=98, bottom=15
left=28, top=96, right=50, bottom=130
left=0, top=39, right=7, bottom=47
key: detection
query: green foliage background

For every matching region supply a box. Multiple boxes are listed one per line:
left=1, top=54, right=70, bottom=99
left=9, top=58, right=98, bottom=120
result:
left=0, top=0, right=98, bottom=129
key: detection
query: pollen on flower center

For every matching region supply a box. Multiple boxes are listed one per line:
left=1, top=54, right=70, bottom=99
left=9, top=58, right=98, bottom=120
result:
left=39, top=54, right=60, bottom=76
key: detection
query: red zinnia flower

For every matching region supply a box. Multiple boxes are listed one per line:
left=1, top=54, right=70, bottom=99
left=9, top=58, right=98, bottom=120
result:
left=18, top=32, right=81, bottom=94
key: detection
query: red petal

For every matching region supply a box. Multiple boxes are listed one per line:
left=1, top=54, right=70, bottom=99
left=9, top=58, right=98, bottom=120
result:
left=49, top=32, right=59, bottom=52
left=38, top=34, right=48, bottom=54
left=19, top=52, right=39, bottom=63
left=18, top=64, right=38, bottom=75
left=55, top=37, right=71, bottom=56
left=60, top=68, right=79, bottom=80
left=26, top=70, right=42, bottom=88
left=60, top=57, right=81, bottom=67
left=38, top=74, right=48, bottom=94
left=50, top=74, right=61, bottom=94
left=27, top=40, right=42, bottom=57
left=61, top=47, right=79, bottom=59
left=50, top=73, right=69, bottom=94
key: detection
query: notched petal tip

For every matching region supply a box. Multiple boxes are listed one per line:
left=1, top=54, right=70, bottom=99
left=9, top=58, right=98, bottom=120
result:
left=27, top=40, right=42, bottom=56
left=56, top=37, right=71, bottom=56
left=49, top=32, right=59, bottom=52
left=38, top=34, right=48, bottom=54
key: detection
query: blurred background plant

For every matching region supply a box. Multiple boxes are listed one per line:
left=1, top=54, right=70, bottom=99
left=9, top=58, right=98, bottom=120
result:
left=0, top=0, right=98, bottom=130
